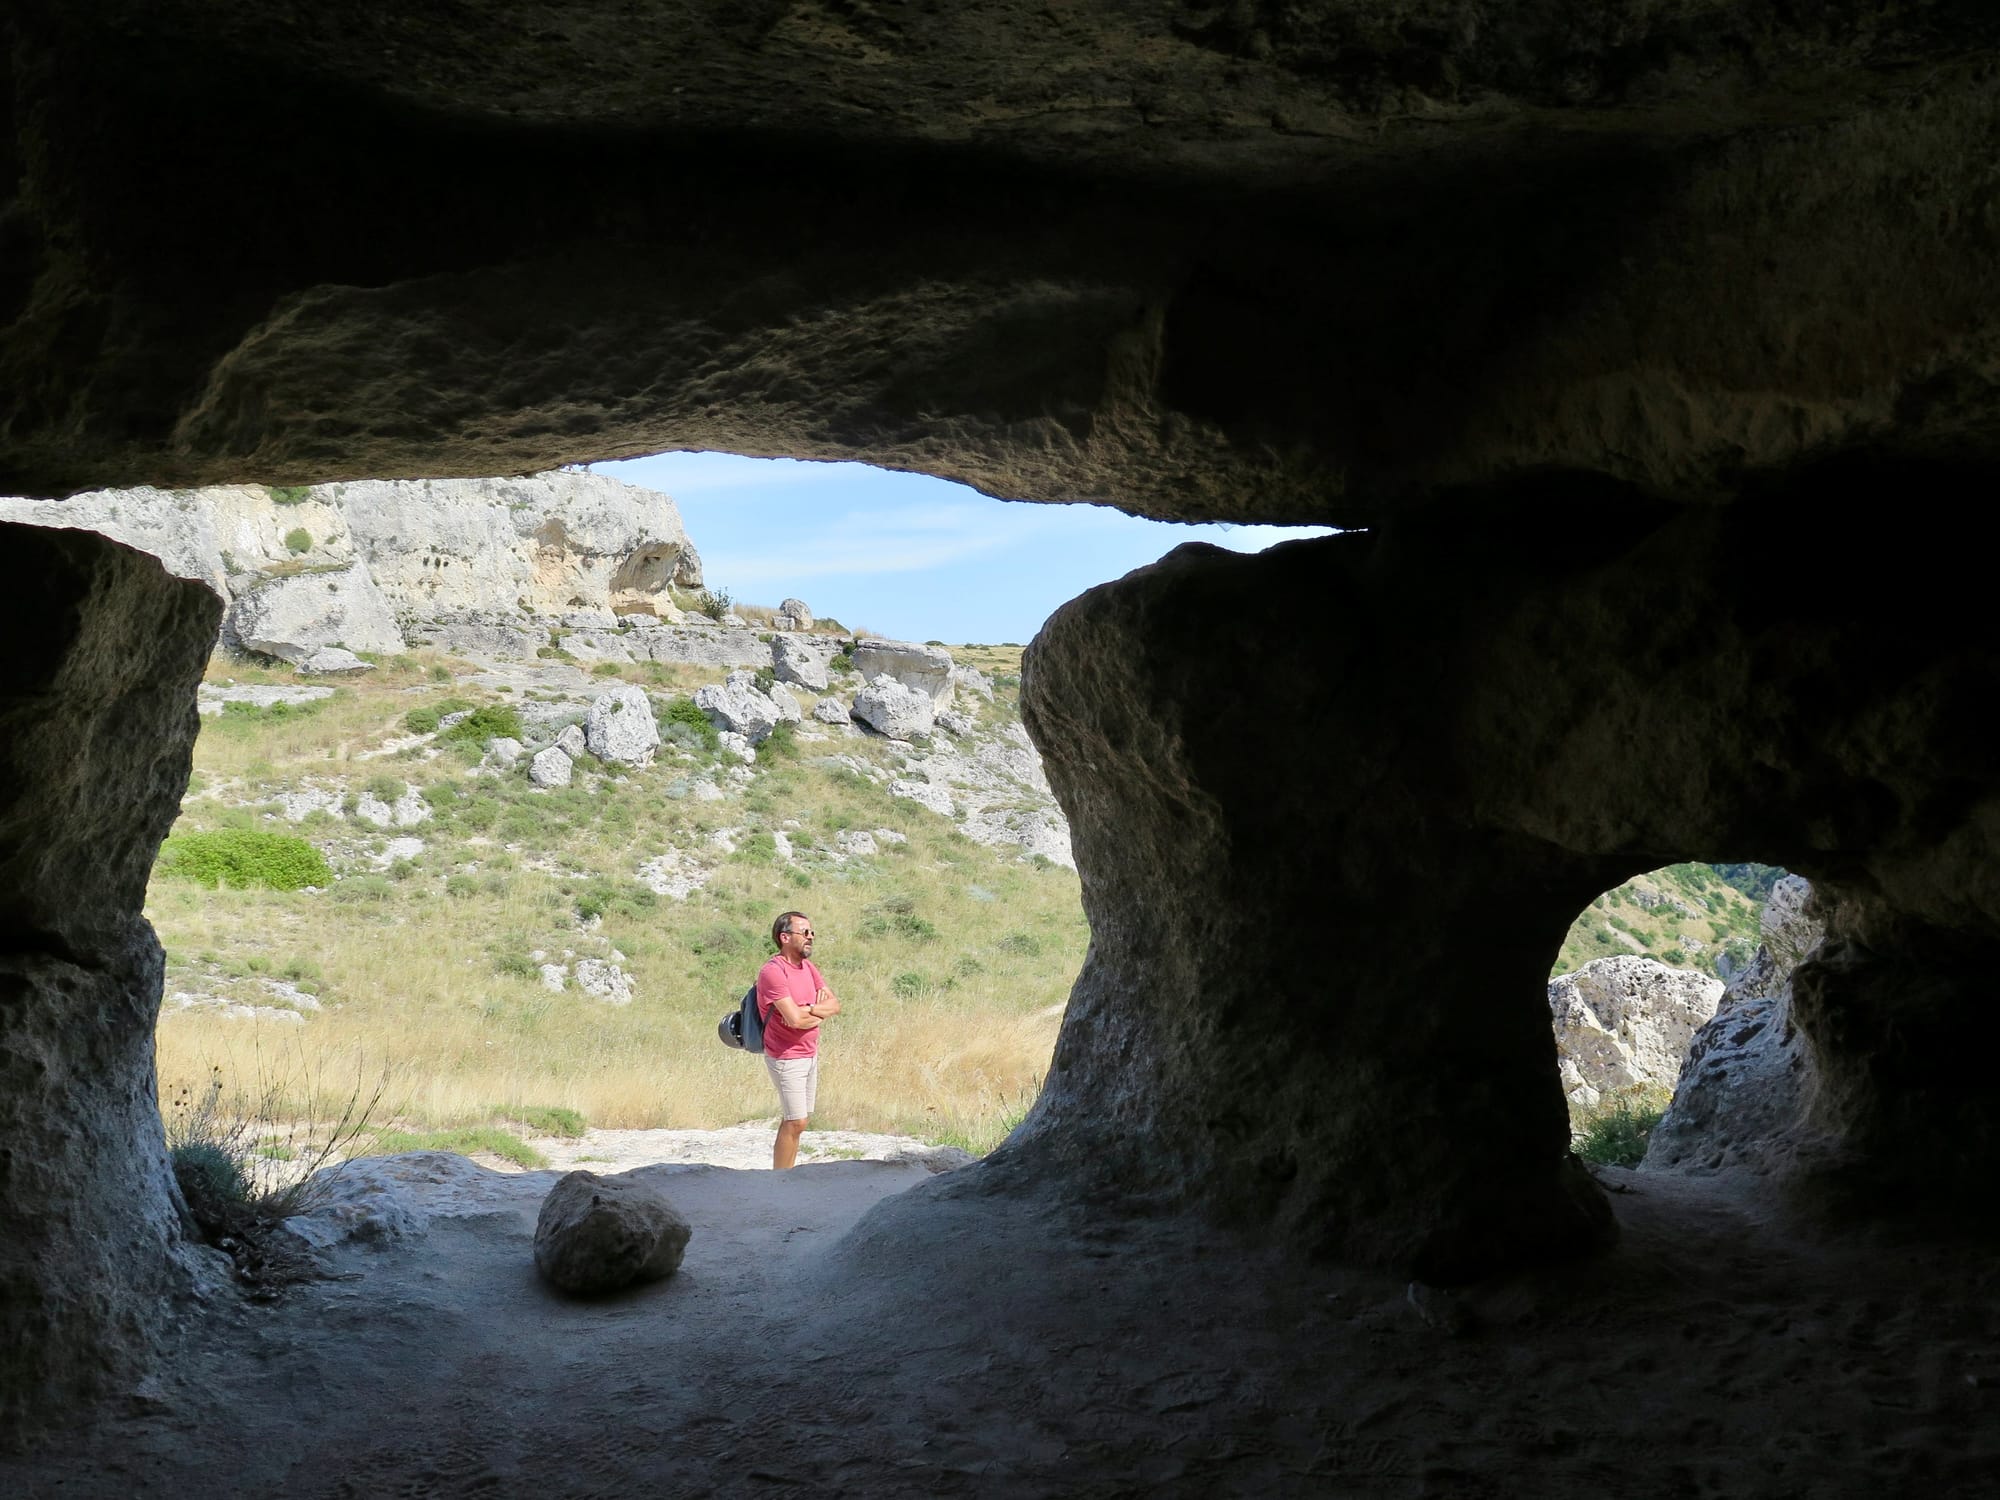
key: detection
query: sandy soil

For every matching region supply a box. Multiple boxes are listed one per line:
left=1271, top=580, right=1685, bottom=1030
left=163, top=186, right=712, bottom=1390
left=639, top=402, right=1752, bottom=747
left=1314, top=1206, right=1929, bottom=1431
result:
left=6, top=1142, right=1996, bottom=1498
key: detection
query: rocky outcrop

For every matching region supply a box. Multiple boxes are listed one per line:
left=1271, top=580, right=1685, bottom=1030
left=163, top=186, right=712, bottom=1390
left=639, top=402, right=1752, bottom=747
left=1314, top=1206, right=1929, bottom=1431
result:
left=1645, top=877, right=1824, bottom=1174
left=0, top=525, right=220, bottom=1440
left=694, top=670, right=784, bottom=744
left=852, top=641, right=954, bottom=711
left=533, top=1170, right=691, bottom=1294
left=584, top=685, right=660, bottom=766
left=225, top=564, right=406, bottom=663
left=1548, top=958, right=1724, bottom=1108
left=852, top=676, right=935, bottom=740
left=772, top=635, right=831, bottom=692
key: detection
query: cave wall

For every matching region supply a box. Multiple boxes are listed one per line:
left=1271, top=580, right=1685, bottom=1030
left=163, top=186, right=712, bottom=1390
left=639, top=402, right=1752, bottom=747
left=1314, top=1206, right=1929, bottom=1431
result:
left=0, top=526, right=220, bottom=1438
left=1013, top=460, right=2000, bottom=1276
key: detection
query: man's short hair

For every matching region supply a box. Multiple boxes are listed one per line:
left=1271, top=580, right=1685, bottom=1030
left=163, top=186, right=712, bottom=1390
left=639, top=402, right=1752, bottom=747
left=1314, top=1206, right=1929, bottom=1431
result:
left=773, top=910, right=809, bottom=949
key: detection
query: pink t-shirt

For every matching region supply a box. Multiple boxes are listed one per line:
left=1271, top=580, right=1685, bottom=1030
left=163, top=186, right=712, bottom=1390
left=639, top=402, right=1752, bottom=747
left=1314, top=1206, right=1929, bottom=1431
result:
left=757, top=955, right=826, bottom=1060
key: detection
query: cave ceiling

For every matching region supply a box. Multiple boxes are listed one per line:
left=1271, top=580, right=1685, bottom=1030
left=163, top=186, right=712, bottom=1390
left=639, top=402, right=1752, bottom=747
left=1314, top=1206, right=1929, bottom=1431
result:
left=6, top=3, right=2000, bottom=521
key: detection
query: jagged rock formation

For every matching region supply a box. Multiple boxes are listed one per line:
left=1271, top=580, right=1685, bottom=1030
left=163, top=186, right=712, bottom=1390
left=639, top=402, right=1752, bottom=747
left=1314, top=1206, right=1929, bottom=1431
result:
left=9, top=0, right=2000, bottom=1470
left=1548, top=957, right=1724, bottom=1108
left=1646, top=876, right=1825, bottom=1174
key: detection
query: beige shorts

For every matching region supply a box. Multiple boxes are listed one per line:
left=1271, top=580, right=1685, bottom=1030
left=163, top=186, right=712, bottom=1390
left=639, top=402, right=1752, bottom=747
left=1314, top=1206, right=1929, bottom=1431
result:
left=765, top=1053, right=819, bottom=1121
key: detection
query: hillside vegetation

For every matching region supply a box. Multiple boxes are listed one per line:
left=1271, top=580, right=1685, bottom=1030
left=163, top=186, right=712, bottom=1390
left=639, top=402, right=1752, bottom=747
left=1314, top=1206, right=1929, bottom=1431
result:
left=150, top=648, right=1082, bottom=1158
left=1552, top=862, right=1780, bottom=979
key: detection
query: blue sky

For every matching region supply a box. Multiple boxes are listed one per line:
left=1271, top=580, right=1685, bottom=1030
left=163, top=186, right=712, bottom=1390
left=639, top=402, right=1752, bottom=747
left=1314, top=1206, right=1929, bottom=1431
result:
left=590, top=452, right=1334, bottom=644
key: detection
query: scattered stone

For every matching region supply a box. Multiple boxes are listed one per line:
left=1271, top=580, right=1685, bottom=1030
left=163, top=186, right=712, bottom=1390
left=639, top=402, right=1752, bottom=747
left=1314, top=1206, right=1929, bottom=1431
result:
left=373, top=836, right=426, bottom=868
left=355, top=788, right=434, bottom=829
left=773, top=634, right=831, bottom=691
left=776, top=597, right=814, bottom=631
left=716, top=730, right=757, bottom=764
left=278, top=786, right=345, bottom=821
left=936, top=709, right=974, bottom=737
left=950, top=664, right=995, bottom=703
left=585, top=684, right=661, bottom=766
left=484, top=736, right=526, bottom=771
left=853, top=675, right=935, bottom=739
left=771, top=831, right=794, bottom=861
left=539, top=964, right=568, bottom=993
left=529, top=746, right=574, bottom=787
left=555, top=723, right=587, bottom=758
left=533, top=1169, right=692, bottom=1295
left=835, top=829, right=878, bottom=858
left=889, top=778, right=956, bottom=817
left=574, top=959, right=635, bottom=1005
left=637, top=850, right=714, bottom=901
left=811, top=696, right=852, bottom=726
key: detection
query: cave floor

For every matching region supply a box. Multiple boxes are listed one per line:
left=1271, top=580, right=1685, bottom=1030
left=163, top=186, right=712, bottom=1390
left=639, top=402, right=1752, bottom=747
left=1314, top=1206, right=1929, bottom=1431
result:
left=8, top=1157, right=1995, bottom=1498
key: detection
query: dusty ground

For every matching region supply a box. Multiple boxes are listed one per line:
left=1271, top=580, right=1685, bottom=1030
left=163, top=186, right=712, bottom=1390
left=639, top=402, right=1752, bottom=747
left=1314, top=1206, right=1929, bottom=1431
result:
left=6, top=1138, right=1996, bottom=1498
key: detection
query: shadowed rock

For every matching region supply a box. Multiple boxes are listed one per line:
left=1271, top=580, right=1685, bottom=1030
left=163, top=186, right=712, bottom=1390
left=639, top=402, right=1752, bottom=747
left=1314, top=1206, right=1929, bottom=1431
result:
left=533, top=1171, right=691, bottom=1295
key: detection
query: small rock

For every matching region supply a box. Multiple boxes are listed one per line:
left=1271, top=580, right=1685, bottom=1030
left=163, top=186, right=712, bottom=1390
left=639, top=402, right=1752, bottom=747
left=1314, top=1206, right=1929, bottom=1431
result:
left=539, top=963, right=568, bottom=993
left=574, top=959, right=634, bottom=1005
left=298, top=646, right=374, bottom=675
left=555, top=723, right=587, bottom=758
left=716, top=730, right=757, bottom=764
left=694, top=669, right=784, bottom=742
left=585, top=684, right=661, bottom=766
left=534, top=1170, right=692, bottom=1294
left=811, top=697, right=852, bottom=726
left=530, top=746, right=574, bottom=788
left=936, top=709, right=974, bottom=737
left=485, top=736, right=526, bottom=770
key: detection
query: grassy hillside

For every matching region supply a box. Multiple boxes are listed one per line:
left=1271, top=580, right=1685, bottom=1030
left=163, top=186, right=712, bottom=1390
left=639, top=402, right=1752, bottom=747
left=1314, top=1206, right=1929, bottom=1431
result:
left=150, top=648, right=1081, bottom=1157
left=1552, top=862, right=1778, bottom=979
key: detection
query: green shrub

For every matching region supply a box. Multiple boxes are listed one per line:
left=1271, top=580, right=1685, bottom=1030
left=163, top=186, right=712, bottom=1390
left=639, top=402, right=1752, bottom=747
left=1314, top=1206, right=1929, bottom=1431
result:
left=997, top=932, right=1042, bottom=957
left=493, top=951, right=539, bottom=979
left=758, top=721, right=798, bottom=763
left=892, top=971, right=928, bottom=997
left=368, top=1126, right=546, bottom=1169
left=364, top=774, right=407, bottom=802
left=283, top=527, right=312, bottom=554
left=1574, top=1091, right=1669, bottom=1167
left=440, top=703, right=524, bottom=744
left=829, top=647, right=855, bottom=674
left=753, top=665, right=777, bottom=694
left=696, top=587, right=732, bottom=620
left=659, top=695, right=720, bottom=750
left=266, top=485, right=312, bottom=506
left=444, top=873, right=480, bottom=899
left=156, top=830, right=331, bottom=891
left=171, top=1139, right=251, bottom=1209
left=214, top=696, right=325, bottom=729
left=592, top=661, right=623, bottom=676
left=403, top=697, right=472, bottom=736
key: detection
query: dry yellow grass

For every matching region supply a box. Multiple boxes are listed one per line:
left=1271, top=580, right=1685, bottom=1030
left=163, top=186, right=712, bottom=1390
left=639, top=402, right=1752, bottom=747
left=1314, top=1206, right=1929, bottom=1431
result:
left=154, top=651, right=1081, bottom=1153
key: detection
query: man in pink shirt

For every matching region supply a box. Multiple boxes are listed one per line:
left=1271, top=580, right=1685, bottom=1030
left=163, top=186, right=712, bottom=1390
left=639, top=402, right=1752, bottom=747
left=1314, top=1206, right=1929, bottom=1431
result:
left=756, top=910, right=842, bottom=1169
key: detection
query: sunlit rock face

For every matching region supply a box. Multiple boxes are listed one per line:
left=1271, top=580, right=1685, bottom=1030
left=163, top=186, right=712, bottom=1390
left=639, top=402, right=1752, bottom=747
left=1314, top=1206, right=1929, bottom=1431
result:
left=0, top=525, right=220, bottom=1440
left=1013, top=460, right=2000, bottom=1278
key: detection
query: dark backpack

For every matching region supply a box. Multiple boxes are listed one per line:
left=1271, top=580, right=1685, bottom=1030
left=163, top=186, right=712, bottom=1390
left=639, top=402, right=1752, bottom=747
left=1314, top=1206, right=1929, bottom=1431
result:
left=716, top=984, right=765, bottom=1054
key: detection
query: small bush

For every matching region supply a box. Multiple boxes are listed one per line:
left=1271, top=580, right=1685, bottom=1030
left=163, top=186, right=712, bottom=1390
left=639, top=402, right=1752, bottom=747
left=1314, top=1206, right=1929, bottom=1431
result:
left=592, top=661, right=623, bottom=676
left=368, top=1126, right=546, bottom=1169
left=892, top=971, right=928, bottom=997
left=266, top=485, right=312, bottom=506
left=997, top=932, right=1042, bottom=957
left=829, top=647, right=855, bottom=674
left=444, top=873, right=480, bottom=899
left=283, top=527, right=312, bottom=554
left=508, top=1106, right=588, bottom=1138
left=752, top=665, right=777, bottom=695
left=403, top=697, right=473, bottom=736
left=758, top=721, right=799, bottom=763
left=493, top=951, right=539, bottom=979
left=440, top=703, right=524, bottom=744
left=364, top=774, right=407, bottom=802
left=1574, top=1089, right=1670, bottom=1167
left=659, top=695, right=720, bottom=751
left=696, top=587, right=733, bottom=620
left=157, top=830, right=331, bottom=891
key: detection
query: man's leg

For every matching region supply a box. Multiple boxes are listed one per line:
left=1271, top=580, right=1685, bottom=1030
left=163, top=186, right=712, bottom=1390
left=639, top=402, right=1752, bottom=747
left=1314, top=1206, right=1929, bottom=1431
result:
left=774, top=1116, right=809, bottom=1170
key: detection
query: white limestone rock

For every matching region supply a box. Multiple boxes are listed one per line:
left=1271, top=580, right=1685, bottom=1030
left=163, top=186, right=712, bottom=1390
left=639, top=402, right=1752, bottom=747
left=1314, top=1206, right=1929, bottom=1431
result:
left=835, top=829, right=878, bottom=858
left=372, top=836, right=426, bottom=868
left=890, top=778, right=957, bottom=817
left=530, top=747, right=574, bottom=787
left=227, top=564, right=407, bottom=664
left=716, top=731, right=757, bottom=765
left=693, top=670, right=783, bottom=742
left=484, top=737, right=526, bottom=772
left=1547, top=956, right=1726, bottom=1107
left=278, top=786, right=345, bottom=822
left=776, top=597, right=814, bottom=631
left=574, top=959, right=635, bottom=1006
left=936, top=709, right=974, bottom=737
left=533, top=1169, right=692, bottom=1294
left=852, top=675, right=935, bottom=739
left=199, top=683, right=335, bottom=717
left=539, top=964, right=569, bottom=993
left=1645, top=876, right=1823, bottom=1172
left=950, top=664, right=995, bottom=703
left=628, top=624, right=773, bottom=669
left=299, top=646, right=374, bottom=675
left=585, top=684, right=661, bottom=766
left=773, top=634, right=831, bottom=691
left=852, top=639, right=955, bottom=710
left=811, top=696, right=852, bottom=726
left=555, top=723, right=587, bottom=758
left=767, top=681, right=803, bottom=723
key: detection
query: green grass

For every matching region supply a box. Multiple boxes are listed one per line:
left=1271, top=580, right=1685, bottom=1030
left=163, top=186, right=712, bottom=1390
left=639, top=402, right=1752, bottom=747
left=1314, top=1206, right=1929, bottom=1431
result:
left=1572, top=1088, right=1670, bottom=1167
left=369, top=1126, right=548, bottom=1168
left=1554, top=863, right=1772, bottom=979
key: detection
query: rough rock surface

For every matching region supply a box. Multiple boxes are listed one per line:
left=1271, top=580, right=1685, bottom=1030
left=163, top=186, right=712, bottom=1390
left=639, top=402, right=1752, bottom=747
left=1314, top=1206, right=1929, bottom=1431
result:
left=811, top=697, right=852, bottom=726
left=1548, top=958, right=1725, bottom=1108
left=852, top=641, right=955, bottom=710
left=225, top=564, right=406, bottom=663
left=1646, top=877, right=1825, bottom=1174
left=584, top=684, right=660, bottom=766
left=0, top=524, right=220, bottom=1439
left=772, top=635, right=831, bottom=692
left=776, top=597, right=813, bottom=631
left=529, top=746, right=573, bottom=788
left=852, top=676, right=935, bottom=740
left=693, top=670, right=783, bottom=743
left=532, top=1169, right=691, bottom=1294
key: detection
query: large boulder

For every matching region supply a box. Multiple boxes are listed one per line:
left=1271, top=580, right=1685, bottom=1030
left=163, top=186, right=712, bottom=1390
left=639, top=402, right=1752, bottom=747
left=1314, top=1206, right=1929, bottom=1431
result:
left=1645, top=877, right=1824, bottom=1173
left=533, top=1170, right=691, bottom=1294
left=1548, top=957, right=1725, bottom=1108
left=776, top=597, right=813, bottom=630
left=584, top=684, right=660, bottom=766
left=529, top=746, right=574, bottom=787
left=693, top=670, right=784, bottom=742
left=225, top=564, right=406, bottom=664
left=772, top=635, right=831, bottom=692
left=851, top=675, right=935, bottom=740
left=851, top=640, right=954, bottom=710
